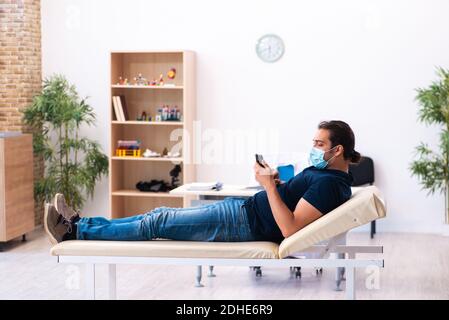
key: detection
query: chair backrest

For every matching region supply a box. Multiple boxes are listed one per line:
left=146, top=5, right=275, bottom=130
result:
left=277, top=164, right=295, bottom=182
left=348, top=156, right=374, bottom=186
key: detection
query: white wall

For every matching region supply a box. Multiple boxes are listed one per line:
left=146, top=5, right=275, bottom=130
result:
left=41, top=0, right=449, bottom=233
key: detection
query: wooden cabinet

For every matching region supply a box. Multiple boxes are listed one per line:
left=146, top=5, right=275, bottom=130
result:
left=0, top=133, right=35, bottom=246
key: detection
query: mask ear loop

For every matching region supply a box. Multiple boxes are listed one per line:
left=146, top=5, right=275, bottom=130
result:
left=325, top=145, right=340, bottom=166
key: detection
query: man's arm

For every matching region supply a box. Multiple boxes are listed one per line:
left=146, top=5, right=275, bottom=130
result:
left=265, top=184, right=322, bottom=237
left=254, top=162, right=323, bottom=238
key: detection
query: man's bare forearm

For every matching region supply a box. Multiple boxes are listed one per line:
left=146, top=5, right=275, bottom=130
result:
left=265, top=183, right=295, bottom=237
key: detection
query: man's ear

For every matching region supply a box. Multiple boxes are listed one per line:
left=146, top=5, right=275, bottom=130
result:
left=337, top=145, right=344, bottom=157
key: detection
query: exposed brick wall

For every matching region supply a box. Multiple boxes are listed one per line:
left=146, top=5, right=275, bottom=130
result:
left=0, top=0, right=43, bottom=227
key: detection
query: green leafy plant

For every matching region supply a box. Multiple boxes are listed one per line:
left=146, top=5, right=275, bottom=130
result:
left=23, top=74, right=108, bottom=212
left=410, top=67, right=449, bottom=224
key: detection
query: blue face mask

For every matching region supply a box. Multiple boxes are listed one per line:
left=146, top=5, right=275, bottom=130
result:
left=309, top=146, right=338, bottom=169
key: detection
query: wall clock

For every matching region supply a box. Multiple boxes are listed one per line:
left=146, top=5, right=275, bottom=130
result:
left=256, top=34, right=285, bottom=63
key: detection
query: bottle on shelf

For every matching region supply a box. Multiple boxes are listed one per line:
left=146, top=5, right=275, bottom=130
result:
left=156, top=108, right=162, bottom=121
left=174, top=105, right=180, bottom=121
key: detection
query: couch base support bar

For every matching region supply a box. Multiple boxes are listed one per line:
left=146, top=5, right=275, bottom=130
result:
left=58, top=255, right=383, bottom=301
left=109, top=264, right=117, bottom=299
left=345, top=266, right=356, bottom=300
left=85, top=263, right=95, bottom=300
left=58, top=256, right=383, bottom=268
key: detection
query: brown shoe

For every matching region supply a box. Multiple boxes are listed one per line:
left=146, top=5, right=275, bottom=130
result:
left=44, top=203, right=76, bottom=244
left=54, top=193, right=79, bottom=222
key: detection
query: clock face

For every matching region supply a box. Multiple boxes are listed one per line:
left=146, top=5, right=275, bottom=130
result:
left=256, top=34, right=285, bottom=63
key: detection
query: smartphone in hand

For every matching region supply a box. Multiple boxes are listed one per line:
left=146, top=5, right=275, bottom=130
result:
left=255, top=154, right=266, bottom=168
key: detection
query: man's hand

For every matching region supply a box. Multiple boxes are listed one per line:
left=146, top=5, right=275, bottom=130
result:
left=273, top=171, right=281, bottom=185
left=254, top=161, right=279, bottom=190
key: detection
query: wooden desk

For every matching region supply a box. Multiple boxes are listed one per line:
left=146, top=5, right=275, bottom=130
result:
left=170, top=183, right=261, bottom=197
left=170, top=183, right=263, bottom=206
left=170, top=183, right=365, bottom=205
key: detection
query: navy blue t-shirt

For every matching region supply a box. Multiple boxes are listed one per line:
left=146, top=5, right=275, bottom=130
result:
left=243, top=165, right=353, bottom=243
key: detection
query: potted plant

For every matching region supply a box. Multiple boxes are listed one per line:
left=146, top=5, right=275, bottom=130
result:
left=23, top=74, right=108, bottom=212
left=410, top=67, right=449, bottom=234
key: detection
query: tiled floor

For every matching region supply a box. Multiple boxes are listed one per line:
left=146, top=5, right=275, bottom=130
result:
left=1, top=228, right=448, bottom=300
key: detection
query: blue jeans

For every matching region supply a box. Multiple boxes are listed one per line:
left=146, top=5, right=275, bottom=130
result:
left=76, top=197, right=256, bottom=242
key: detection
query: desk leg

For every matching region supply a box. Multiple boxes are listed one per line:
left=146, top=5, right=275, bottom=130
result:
left=208, top=265, right=216, bottom=277
left=195, top=266, right=204, bottom=287
left=191, top=197, right=220, bottom=279
left=189, top=195, right=252, bottom=283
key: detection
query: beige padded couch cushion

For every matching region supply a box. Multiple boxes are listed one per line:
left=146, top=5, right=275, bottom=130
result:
left=50, top=239, right=279, bottom=259
left=278, top=185, right=386, bottom=258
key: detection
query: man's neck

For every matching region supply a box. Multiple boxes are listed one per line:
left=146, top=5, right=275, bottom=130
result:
left=327, top=161, right=349, bottom=173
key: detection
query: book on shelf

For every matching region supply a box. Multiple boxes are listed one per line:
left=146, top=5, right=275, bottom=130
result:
left=115, top=96, right=126, bottom=121
left=112, top=96, right=129, bottom=121
left=119, top=95, right=129, bottom=121
left=112, top=96, right=123, bottom=121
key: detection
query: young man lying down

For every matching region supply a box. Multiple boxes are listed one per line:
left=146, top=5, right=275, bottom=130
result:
left=45, top=120, right=360, bottom=245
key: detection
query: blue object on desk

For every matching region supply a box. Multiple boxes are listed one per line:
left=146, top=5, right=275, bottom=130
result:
left=277, top=164, right=294, bottom=182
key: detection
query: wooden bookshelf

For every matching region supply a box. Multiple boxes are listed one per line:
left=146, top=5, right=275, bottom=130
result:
left=110, top=156, right=183, bottom=162
left=109, top=51, right=196, bottom=219
left=112, top=121, right=184, bottom=125
left=111, top=85, right=184, bottom=90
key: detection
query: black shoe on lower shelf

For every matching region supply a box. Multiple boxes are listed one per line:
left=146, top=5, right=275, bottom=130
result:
left=136, top=179, right=170, bottom=192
